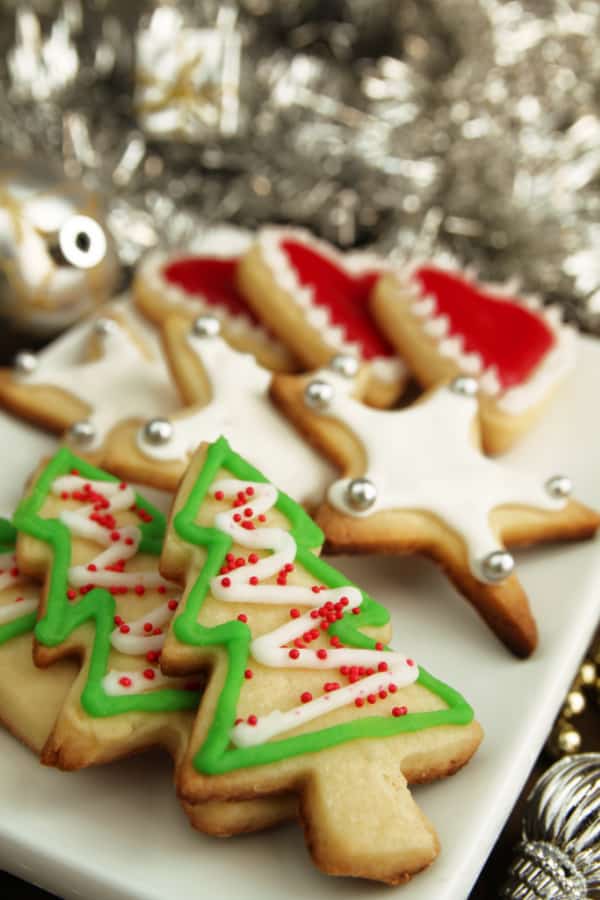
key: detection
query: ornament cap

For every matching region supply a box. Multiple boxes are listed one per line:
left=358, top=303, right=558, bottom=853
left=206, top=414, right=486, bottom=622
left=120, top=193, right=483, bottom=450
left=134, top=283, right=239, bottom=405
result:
left=344, top=477, right=377, bottom=512
left=142, top=417, right=174, bottom=445
left=304, top=379, right=334, bottom=410
left=480, top=550, right=514, bottom=582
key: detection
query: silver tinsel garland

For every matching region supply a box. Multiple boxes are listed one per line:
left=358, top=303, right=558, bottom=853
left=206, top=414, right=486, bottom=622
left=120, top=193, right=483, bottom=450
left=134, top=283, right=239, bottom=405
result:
left=1, top=0, right=600, bottom=331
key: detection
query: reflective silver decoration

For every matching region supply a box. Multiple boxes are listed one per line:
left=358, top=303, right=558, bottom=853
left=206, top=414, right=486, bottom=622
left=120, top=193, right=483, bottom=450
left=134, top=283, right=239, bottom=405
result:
left=329, top=353, right=359, bottom=378
left=142, top=418, right=174, bottom=446
left=59, top=215, right=108, bottom=270
left=344, top=477, right=377, bottom=512
left=13, top=351, right=37, bottom=376
left=502, top=753, right=600, bottom=900
left=545, top=475, right=573, bottom=501
left=191, top=315, right=221, bottom=338
left=93, top=317, right=117, bottom=338
left=480, top=550, right=514, bottom=582
left=303, top=379, right=334, bottom=410
left=450, top=376, right=479, bottom=398
left=68, top=420, right=96, bottom=446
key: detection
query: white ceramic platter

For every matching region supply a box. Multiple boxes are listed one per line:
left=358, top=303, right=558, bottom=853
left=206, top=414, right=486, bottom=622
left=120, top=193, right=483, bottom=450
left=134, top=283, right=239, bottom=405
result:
left=0, top=338, right=598, bottom=900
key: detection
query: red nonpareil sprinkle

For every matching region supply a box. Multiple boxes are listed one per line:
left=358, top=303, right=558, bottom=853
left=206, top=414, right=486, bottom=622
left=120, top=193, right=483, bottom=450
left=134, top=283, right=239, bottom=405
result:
left=293, top=638, right=305, bottom=649
left=340, top=596, right=349, bottom=606
left=118, top=676, right=132, bottom=688
left=241, top=521, right=255, bottom=531
left=392, top=706, right=408, bottom=717
left=234, top=717, right=243, bottom=725
left=311, top=585, right=320, bottom=594
left=352, top=607, right=360, bottom=615
left=388, top=683, right=397, bottom=693
left=114, top=615, right=123, bottom=626
left=244, top=669, right=253, bottom=679
left=289, top=608, right=300, bottom=619
left=367, top=694, right=377, bottom=704
left=67, top=589, right=77, bottom=601
left=246, top=486, right=254, bottom=496
left=288, top=648, right=300, bottom=659
left=375, top=642, right=384, bottom=651
left=247, top=715, right=258, bottom=726
left=143, top=668, right=155, bottom=681
left=87, top=563, right=97, bottom=572
left=125, top=537, right=134, bottom=546
left=134, top=585, right=145, bottom=596
left=147, top=651, right=160, bottom=663
left=233, top=498, right=243, bottom=508
left=237, top=613, right=248, bottom=623
left=237, top=491, right=246, bottom=502
left=324, top=682, right=340, bottom=692
left=214, top=490, right=224, bottom=501
left=143, top=622, right=153, bottom=633
left=366, top=667, right=374, bottom=676
left=249, top=576, right=259, bottom=586
left=15, top=595, right=24, bottom=603
left=284, top=563, right=294, bottom=573
left=378, top=661, right=388, bottom=672
left=300, top=691, right=312, bottom=704
left=355, top=697, right=365, bottom=708
left=110, top=531, right=120, bottom=542
left=379, top=689, right=388, bottom=700
left=235, top=557, right=245, bottom=568
left=226, top=553, right=235, bottom=563
left=248, top=553, right=258, bottom=564
left=119, top=482, right=128, bottom=491
left=340, top=665, right=349, bottom=676
left=310, top=609, right=319, bottom=619
left=319, top=621, right=329, bottom=631
left=152, top=627, right=162, bottom=636
left=221, top=577, right=231, bottom=588
left=119, top=624, right=130, bottom=634
left=71, top=468, right=79, bottom=475
left=243, top=507, right=253, bottom=518
left=233, top=513, right=242, bottom=523
left=406, top=658, right=415, bottom=667
left=168, top=599, right=178, bottom=611
left=158, top=585, right=166, bottom=594
left=276, top=575, right=286, bottom=585
left=316, top=648, right=328, bottom=660
left=220, top=565, right=229, bottom=575
left=10, top=567, right=19, bottom=577
left=330, top=636, right=341, bottom=648
left=258, top=514, right=266, bottom=522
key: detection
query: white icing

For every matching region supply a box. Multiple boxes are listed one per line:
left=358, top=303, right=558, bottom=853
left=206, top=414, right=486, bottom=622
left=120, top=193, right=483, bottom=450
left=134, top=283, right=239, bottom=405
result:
left=50, top=475, right=182, bottom=697
left=136, top=333, right=334, bottom=507
left=398, top=266, right=577, bottom=415
left=208, top=479, right=418, bottom=749
left=15, top=300, right=179, bottom=449
left=257, top=226, right=406, bottom=385
left=305, top=369, right=567, bottom=581
left=0, top=551, right=39, bottom=625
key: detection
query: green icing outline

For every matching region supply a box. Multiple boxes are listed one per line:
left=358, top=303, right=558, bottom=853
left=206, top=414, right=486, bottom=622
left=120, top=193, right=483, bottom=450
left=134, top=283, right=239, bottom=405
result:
left=12, top=447, right=198, bottom=716
left=173, top=436, right=474, bottom=775
left=0, top=518, right=38, bottom=645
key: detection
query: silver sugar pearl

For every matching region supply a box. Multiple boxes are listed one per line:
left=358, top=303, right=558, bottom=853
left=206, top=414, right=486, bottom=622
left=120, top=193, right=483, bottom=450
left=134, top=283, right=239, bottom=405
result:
left=329, top=353, right=359, bottom=378
left=93, top=317, right=117, bottom=337
left=450, top=375, right=479, bottom=397
left=304, top=379, right=334, bottom=410
left=191, top=315, right=220, bottom=338
left=143, top=417, right=174, bottom=445
left=480, top=550, right=514, bottom=582
left=68, top=420, right=96, bottom=446
left=13, top=351, right=37, bottom=376
left=545, top=474, right=572, bottom=500
left=344, top=477, right=377, bottom=512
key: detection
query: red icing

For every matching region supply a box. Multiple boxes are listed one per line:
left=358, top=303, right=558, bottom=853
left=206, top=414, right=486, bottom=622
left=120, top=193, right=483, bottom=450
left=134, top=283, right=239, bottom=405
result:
left=414, top=267, right=555, bottom=390
left=163, top=257, right=260, bottom=325
left=281, top=239, right=394, bottom=360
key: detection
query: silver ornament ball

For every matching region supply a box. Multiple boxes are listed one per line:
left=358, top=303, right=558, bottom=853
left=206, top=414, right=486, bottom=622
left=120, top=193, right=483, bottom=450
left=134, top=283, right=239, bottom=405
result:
left=143, top=418, right=174, bottom=445
left=329, top=353, right=359, bottom=378
left=68, top=420, right=96, bottom=446
left=191, top=315, right=220, bottom=338
left=450, top=375, right=479, bottom=397
left=93, top=317, right=117, bottom=338
left=13, top=351, right=37, bottom=376
left=480, top=550, right=514, bottom=582
left=545, top=475, right=573, bottom=500
left=304, top=379, right=334, bottom=410
left=344, top=477, right=377, bottom=512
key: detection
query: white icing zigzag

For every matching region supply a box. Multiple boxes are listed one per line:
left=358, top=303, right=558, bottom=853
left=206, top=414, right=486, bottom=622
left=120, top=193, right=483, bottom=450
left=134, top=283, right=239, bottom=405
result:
left=209, top=479, right=418, bottom=749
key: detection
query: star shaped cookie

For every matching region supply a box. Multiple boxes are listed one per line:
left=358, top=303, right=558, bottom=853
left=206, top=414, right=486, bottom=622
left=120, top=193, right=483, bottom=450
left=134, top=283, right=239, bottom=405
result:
left=271, top=359, right=600, bottom=656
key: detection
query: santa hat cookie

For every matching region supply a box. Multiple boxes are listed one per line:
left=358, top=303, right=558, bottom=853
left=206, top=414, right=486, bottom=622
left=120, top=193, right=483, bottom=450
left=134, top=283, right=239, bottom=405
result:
left=236, top=225, right=407, bottom=407
left=371, top=265, right=577, bottom=453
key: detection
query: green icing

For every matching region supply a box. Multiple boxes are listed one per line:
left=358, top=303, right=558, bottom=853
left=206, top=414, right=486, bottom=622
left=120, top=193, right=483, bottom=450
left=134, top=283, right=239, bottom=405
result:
left=12, top=447, right=198, bottom=716
left=173, top=436, right=474, bottom=775
left=0, top=518, right=38, bottom=646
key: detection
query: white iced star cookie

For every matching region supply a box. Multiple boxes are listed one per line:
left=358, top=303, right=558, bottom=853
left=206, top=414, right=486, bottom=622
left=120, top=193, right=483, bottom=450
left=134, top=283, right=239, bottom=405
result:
left=134, top=225, right=297, bottom=373
left=104, top=315, right=335, bottom=507
left=0, top=296, right=180, bottom=466
left=271, top=359, right=600, bottom=657
left=371, top=265, right=577, bottom=453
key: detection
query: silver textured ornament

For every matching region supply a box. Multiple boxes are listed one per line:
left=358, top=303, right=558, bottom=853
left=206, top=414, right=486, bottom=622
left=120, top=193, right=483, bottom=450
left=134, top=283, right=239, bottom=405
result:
left=450, top=375, right=479, bottom=398
left=13, top=351, right=37, bottom=376
left=545, top=475, right=573, bottom=501
left=480, top=550, right=514, bottom=582
left=191, top=315, right=221, bottom=338
left=329, top=353, right=359, bottom=378
left=304, top=379, right=334, bottom=410
left=142, top=418, right=174, bottom=446
left=502, top=753, right=600, bottom=899
left=68, top=420, right=96, bottom=447
left=344, top=477, right=377, bottom=512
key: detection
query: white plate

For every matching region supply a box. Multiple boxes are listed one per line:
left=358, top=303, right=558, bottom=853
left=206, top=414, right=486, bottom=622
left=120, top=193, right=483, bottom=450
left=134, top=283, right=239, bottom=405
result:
left=0, top=338, right=599, bottom=900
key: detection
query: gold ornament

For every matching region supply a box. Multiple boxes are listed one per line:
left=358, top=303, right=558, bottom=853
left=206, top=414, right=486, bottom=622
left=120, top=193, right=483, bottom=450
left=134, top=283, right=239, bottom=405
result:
left=563, top=689, right=587, bottom=719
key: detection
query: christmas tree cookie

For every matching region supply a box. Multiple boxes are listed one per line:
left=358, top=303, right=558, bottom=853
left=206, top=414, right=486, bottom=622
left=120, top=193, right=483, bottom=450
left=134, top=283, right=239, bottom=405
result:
left=371, top=266, right=577, bottom=453
left=270, top=359, right=600, bottom=656
left=158, top=436, right=482, bottom=884
left=0, top=517, right=76, bottom=753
